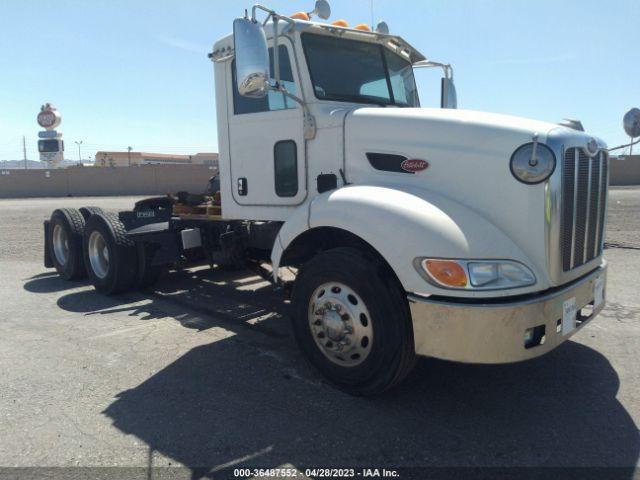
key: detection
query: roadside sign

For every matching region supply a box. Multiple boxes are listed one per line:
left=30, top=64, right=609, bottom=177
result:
left=38, top=130, right=61, bottom=139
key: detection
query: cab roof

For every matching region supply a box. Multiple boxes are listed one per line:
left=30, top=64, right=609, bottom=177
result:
left=210, top=18, right=427, bottom=64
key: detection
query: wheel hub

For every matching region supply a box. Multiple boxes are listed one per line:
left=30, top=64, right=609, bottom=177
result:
left=52, top=224, right=70, bottom=266
left=322, top=308, right=346, bottom=341
left=308, top=282, right=373, bottom=367
left=88, top=230, right=109, bottom=279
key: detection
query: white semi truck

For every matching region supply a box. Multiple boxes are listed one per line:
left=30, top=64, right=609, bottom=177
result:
left=44, top=1, right=609, bottom=395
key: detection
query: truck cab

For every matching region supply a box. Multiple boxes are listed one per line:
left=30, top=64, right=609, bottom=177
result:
left=45, top=1, right=609, bottom=395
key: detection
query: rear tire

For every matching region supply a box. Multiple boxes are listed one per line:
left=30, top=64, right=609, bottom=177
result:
left=48, top=208, right=86, bottom=280
left=291, top=247, right=415, bottom=396
left=83, top=212, right=138, bottom=294
left=79, top=206, right=104, bottom=221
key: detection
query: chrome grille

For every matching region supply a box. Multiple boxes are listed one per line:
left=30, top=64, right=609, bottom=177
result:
left=561, top=148, right=608, bottom=271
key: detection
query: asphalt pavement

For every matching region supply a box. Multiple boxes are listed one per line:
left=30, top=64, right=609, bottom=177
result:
left=0, top=192, right=639, bottom=479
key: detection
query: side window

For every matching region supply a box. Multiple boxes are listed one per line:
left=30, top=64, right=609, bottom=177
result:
left=384, top=49, right=419, bottom=107
left=274, top=141, right=298, bottom=197
left=232, top=45, right=298, bottom=115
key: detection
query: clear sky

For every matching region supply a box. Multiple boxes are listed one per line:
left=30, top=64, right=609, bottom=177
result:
left=0, top=0, right=638, bottom=161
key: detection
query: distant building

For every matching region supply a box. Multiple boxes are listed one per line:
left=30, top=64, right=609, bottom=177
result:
left=95, top=151, right=218, bottom=170
left=190, top=152, right=219, bottom=167
left=610, top=154, right=640, bottom=186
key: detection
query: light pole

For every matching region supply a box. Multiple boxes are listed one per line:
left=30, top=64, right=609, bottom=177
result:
left=127, top=146, right=132, bottom=167
left=75, top=140, right=83, bottom=164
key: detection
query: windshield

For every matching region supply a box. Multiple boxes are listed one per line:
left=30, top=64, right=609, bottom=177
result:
left=301, top=33, right=419, bottom=107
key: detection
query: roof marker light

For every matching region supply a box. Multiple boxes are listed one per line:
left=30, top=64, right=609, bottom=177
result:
left=331, top=19, right=349, bottom=27
left=291, top=12, right=310, bottom=20
left=354, top=23, right=371, bottom=31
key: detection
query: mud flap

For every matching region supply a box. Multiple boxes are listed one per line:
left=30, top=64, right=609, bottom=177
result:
left=43, top=220, right=54, bottom=268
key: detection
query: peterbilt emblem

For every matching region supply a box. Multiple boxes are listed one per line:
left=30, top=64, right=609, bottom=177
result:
left=586, top=138, right=599, bottom=155
left=400, top=159, right=429, bottom=173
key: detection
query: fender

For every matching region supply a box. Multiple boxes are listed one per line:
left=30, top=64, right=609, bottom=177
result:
left=272, top=184, right=548, bottom=298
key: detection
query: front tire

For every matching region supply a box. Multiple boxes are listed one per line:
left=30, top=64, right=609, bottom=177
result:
left=48, top=208, right=86, bottom=280
left=291, top=247, right=415, bottom=395
left=83, top=212, right=138, bottom=294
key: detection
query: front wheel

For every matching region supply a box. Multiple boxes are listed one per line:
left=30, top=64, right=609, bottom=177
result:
left=291, top=247, right=415, bottom=395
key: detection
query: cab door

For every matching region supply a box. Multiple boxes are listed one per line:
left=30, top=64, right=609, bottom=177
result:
left=227, top=41, right=306, bottom=207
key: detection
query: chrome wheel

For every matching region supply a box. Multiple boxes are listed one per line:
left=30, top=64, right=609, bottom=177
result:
left=88, top=230, right=110, bottom=279
left=308, top=282, right=373, bottom=367
left=52, top=224, right=70, bottom=266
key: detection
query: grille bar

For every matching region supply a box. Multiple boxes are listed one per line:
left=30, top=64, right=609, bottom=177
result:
left=587, top=156, right=601, bottom=259
left=596, top=154, right=608, bottom=253
left=561, top=148, right=608, bottom=271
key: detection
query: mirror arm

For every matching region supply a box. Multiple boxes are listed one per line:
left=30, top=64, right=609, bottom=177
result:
left=273, top=16, right=280, bottom=87
left=271, top=85, right=316, bottom=140
left=608, top=137, right=640, bottom=153
left=414, top=60, right=454, bottom=80
left=243, top=4, right=315, bottom=138
left=250, top=5, right=296, bottom=87
left=252, top=4, right=275, bottom=21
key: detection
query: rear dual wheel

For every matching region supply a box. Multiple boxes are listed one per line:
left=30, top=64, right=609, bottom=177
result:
left=82, top=212, right=166, bottom=294
left=83, top=213, right=138, bottom=294
left=48, top=208, right=87, bottom=280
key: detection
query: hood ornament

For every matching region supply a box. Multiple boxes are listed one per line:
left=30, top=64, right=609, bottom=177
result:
left=586, top=137, right=599, bottom=156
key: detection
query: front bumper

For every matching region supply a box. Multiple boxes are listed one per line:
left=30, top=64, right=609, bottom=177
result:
left=408, top=262, right=607, bottom=363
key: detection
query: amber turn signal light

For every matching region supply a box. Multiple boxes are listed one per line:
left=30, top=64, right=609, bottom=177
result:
left=290, top=12, right=310, bottom=20
left=423, top=260, right=468, bottom=287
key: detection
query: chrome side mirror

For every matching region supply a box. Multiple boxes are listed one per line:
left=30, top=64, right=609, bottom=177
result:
left=441, top=77, right=457, bottom=109
left=233, top=17, right=270, bottom=98
left=375, top=21, right=389, bottom=35
left=623, top=108, right=640, bottom=138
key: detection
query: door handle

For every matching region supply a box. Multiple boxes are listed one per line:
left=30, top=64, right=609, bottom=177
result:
left=237, top=177, right=248, bottom=196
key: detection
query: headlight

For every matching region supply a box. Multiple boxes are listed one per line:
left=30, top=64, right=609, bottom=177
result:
left=467, top=261, right=535, bottom=289
left=510, top=141, right=556, bottom=184
left=417, top=258, right=536, bottom=290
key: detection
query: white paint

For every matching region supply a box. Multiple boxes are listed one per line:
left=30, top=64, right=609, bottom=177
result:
left=210, top=19, right=603, bottom=300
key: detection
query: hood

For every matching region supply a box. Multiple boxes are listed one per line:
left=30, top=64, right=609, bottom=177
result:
left=350, top=107, right=562, bottom=141
left=342, top=106, right=561, bottom=286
